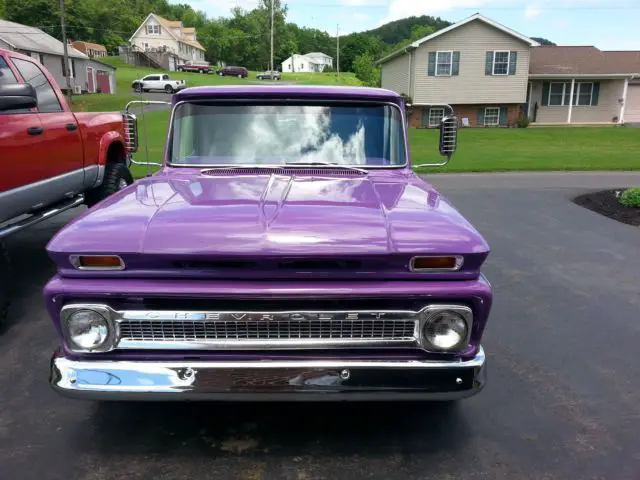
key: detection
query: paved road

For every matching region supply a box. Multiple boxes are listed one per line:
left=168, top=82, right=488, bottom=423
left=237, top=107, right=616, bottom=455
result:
left=1, top=172, right=639, bottom=480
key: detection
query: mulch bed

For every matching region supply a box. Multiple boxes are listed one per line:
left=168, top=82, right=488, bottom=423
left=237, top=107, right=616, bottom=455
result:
left=573, top=189, right=640, bottom=227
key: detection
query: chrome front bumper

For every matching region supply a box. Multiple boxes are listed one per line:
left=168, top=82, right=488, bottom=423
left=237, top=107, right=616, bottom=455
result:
left=50, top=347, right=486, bottom=401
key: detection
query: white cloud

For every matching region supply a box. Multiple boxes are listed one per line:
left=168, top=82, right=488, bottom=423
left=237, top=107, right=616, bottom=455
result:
left=341, top=0, right=387, bottom=5
left=525, top=4, right=541, bottom=18
left=382, top=0, right=495, bottom=24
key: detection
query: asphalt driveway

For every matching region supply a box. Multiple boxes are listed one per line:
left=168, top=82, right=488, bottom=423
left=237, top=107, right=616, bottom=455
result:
left=1, top=172, right=639, bottom=480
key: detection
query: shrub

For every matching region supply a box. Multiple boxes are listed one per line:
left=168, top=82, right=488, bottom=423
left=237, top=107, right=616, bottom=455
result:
left=323, top=65, right=335, bottom=73
left=620, top=187, right=640, bottom=208
left=516, top=117, right=530, bottom=128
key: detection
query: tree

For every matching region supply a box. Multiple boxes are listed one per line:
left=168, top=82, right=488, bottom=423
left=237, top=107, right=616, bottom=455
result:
left=531, top=37, right=556, bottom=46
left=353, top=53, right=380, bottom=87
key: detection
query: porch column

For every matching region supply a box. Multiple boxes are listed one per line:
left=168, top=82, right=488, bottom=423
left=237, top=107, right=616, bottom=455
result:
left=619, top=78, right=629, bottom=124
left=567, top=78, right=575, bottom=124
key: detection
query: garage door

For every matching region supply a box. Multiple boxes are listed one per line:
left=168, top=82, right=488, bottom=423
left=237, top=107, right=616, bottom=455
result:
left=626, top=84, right=640, bottom=123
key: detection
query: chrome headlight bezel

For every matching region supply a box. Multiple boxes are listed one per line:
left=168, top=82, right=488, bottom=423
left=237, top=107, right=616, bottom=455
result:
left=60, top=304, right=119, bottom=353
left=418, top=305, right=473, bottom=353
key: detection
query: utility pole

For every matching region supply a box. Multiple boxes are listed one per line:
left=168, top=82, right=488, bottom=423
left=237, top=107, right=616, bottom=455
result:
left=270, top=0, right=274, bottom=75
left=59, top=0, right=73, bottom=104
left=336, top=24, right=340, bottom=79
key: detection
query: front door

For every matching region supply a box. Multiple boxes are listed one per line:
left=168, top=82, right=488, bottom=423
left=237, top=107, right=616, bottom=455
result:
left=10, top=56, right=84, bottom=189
left=0, top=55, right=47, bottom=222
left=87, top=67, right=94, bottom=93
left=96, top=70, right=110, bottom=93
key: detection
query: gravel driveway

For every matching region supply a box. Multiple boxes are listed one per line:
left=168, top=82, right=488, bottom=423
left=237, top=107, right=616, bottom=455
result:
left=1, top=172, right=639, bottom=480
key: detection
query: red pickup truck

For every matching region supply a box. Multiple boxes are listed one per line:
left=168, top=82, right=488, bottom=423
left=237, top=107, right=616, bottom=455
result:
left=0, top=48, right=135, bottom=320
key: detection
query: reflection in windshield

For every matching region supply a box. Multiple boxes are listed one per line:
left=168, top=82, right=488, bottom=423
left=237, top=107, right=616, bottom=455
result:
left=171, top=103, right=406, bottom=167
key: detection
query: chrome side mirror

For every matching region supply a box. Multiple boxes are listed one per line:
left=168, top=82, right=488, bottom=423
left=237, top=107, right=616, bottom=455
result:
left=414, top=104, right=458, bottom=168
left=439, top=116, right=458, bottom=159
left=123, top=100, right=170, bottom=168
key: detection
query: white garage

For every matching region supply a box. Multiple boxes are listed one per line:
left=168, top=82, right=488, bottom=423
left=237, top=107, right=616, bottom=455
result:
left=625, top=84, right=640, bottom=123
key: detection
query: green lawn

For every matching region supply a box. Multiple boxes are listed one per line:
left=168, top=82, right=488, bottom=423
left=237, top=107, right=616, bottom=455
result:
left=411, top=127, right=640, bottom=172
left=125, top=116, right=640, bottom=178
left=69, top=58, right=640, bottom=175
left=71, top=56, right=361, bottom=112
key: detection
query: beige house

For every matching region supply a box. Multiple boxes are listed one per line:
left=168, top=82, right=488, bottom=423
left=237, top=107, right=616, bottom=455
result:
left=128, top=13, right=206, bottom=71
left=378, top=13, right=640, bottom=127
left=529, top=47, right=640, bottom=125
left=379, top=14, right=538, bottom=128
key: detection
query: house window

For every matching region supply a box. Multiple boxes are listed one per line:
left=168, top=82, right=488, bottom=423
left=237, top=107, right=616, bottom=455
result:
left=428, top=108, right=445, bottom=127
left=549, top=82, right=566, bottom=106
left=575, top=82, right=594, bottom=106
left=484, top=107, right=500, bottom=126
left=548, top=82, right=594, bottom=106
left=146, top=24, right=160, bottom=35
left=492, top=51, right=510, bottom=75
left=436, top=51, right=452, bottom=76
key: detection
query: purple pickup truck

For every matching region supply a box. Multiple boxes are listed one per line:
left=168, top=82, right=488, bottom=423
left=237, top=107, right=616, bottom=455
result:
left=45, top=85, right=492, bottom=402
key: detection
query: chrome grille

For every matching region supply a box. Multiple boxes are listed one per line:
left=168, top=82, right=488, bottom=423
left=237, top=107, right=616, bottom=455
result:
left=119, top=319, right=416, bottom=342
left=112, top=309, right=422, bottom=350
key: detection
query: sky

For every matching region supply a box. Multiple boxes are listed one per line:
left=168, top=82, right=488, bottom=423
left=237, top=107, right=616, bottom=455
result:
left=180, top=0, right=640, bottom=51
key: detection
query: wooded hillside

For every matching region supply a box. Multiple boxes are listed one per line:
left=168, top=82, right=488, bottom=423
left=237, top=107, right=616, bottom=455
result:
left=0, top=0, right=452, bottom=73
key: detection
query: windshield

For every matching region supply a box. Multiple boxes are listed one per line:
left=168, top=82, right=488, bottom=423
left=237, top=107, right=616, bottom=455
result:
left=169, top=102, right=407, bottom=167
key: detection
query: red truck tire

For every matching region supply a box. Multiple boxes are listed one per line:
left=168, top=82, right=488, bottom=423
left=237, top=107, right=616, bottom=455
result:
left=0, top=240, right=10, bottom=322
left=85, top=163, right=134, bottom=207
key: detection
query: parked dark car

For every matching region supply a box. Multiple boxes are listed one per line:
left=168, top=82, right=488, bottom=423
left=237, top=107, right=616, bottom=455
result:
left=177, top=61, right=211, bottom=74
left=257, top=70, right=281, bottom=80
left=217, top=66, right=248, bottom=78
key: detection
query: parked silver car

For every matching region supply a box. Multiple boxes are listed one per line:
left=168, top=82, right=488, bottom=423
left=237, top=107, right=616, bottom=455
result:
left=256, top=70, right=281, bottom=80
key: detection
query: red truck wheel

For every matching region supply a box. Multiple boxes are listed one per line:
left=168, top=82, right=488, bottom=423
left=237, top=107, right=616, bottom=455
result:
left=85, top=163, right=134, bottom=208
left=0, top=240, right=10, bottom=322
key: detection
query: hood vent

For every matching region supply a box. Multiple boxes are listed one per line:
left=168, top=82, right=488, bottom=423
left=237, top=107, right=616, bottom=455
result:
left=201, top=167, right=366, bottom=177
left=173, top=258, right=363, bottom=271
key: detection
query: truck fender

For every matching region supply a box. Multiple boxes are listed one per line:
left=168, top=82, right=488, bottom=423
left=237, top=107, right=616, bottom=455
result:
left=94, top=132, right=126, bottom=188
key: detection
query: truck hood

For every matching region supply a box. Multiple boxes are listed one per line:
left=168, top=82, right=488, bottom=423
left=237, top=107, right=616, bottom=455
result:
left=47, top=171, right=489, bottom=259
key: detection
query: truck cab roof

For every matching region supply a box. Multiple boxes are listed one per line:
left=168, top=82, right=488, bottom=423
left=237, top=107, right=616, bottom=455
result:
left=173, top=85, right=404, bottom=105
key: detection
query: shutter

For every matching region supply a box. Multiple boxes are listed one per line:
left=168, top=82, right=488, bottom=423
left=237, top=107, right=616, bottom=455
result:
left=592, top=82, right=600, bottom=105
left=452, top=51, right=460, bottom=76
left=428, top=52, right=436, bottom=76
left=541, top=82, right=550, bottom=106
left=499, top=107, right=509, bottom=125
left=485, top=52, right=494, bottom=75
left=477, top=108, right=485, bottom=126
left=509, top=51, right=518, bottom=75
left=423, top=109, right=430, bottom=127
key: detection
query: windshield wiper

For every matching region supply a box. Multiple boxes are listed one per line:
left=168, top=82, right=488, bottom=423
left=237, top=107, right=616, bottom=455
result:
left=285, top=161, right=368, bottom=174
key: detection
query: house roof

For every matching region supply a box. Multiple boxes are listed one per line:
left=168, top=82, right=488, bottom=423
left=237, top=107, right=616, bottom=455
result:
left=155, top=16, right=183, bottom=29
left=377, top=13, right=539, bottom=65
left=73, top=40, right=107, bottom=52
left=129, top=13, right=206, bottom=51
left=283, top=52, right=333, bottom=63
left=0, top=19, right=88, bottom=59
left=530, top=46, right=640, bottom=77
left=183, top=39, right=205, bottom=50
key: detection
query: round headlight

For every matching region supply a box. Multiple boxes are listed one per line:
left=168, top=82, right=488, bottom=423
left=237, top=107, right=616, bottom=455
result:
left=423, top=310, right=469, bottom=351
left=66, top=310, right=110, bottom=351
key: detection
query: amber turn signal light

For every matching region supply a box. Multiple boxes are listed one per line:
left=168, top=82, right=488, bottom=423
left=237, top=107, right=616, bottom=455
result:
left=410, top=256, right=462, bottom=271
left=70, top=255, right=125, bottom=270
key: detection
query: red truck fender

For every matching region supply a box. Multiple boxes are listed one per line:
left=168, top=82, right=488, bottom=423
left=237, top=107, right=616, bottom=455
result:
left=95, top=131, right=128, bottom=188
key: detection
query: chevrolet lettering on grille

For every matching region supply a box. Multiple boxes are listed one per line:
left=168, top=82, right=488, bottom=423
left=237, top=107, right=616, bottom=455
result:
left=138, top=311, right=395, bottom=322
